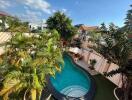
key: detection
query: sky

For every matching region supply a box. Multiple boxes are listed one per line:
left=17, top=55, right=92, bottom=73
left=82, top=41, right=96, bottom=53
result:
left=0, top=0, right=131, bottom=27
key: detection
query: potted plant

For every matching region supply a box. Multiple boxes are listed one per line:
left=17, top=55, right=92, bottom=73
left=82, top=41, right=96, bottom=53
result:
left=89, top=59, right=97, bottom=70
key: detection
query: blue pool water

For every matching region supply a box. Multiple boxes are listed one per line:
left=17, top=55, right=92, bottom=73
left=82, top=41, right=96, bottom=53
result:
left=50, top=54, right=91, bottom=97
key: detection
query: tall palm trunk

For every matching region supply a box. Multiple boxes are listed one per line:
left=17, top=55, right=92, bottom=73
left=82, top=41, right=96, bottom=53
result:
left=120, top=75, right=132, bottom=100
left=124, top=78, right=132, bottom=100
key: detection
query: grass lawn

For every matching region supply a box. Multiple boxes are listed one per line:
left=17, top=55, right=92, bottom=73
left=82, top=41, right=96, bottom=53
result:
left=93, top=74, right=117, bottom=100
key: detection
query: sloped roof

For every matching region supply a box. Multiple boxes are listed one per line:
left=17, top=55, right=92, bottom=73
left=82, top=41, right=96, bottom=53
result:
left=79, top=25, right=98, bottom=31
left=0, top=11, right=10, bottom=16
left=128, top=34, right=132, bottom=38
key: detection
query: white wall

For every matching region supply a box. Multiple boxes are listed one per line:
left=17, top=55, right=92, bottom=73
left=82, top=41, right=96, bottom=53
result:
left=81, top=48, right=122, bottom=87
left=0, top=32, right=12, bottom=55
left=106, top=63, right=122, bottom=86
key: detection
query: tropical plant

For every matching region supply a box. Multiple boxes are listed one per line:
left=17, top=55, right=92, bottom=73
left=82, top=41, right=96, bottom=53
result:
left=100, top=22, right=108, bottom=34
left=70, top=38, right=82, bottom=48
left=46, top=11, right=77, bottom=41
left=124, top=5, right=132, bottom=34
left=88, top=31, right=102, bottom=43
left=7, top=17, right=29, bottom=33
left=0, top=30, right=63, bottom=100
left=108, top=23, right=118, bottom=34
left=99, top=25, right=132, bottom=100
left=105, top=59, right=132, bottom=100
left=89, top=59, right=97, bottom=70
left=0, top=16, right=6, bottom=32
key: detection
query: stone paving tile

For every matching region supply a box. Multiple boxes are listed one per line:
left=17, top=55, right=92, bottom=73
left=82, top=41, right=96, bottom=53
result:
left=75, top=60, right=99, bottom=75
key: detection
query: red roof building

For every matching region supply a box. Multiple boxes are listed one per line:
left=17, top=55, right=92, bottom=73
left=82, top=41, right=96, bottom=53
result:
left=79, top=25, right=98, bottom=32
left=0, top=11, right=11, bottom=17
left=128, top=34, right=132, bottom=39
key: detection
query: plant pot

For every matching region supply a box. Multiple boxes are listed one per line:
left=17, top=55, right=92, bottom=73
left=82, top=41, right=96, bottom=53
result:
left=89, top=66, right=94, bottom=70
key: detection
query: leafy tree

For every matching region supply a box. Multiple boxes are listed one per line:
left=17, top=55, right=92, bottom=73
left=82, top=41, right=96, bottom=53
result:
left=46, top=11, right=76, bottom=40
left=108, top=23, right=118, bottom=34
left=100, top=22, right=107, bottom=33
left=7, top=17, right=29, bottom=33
left=100, top=30, right=131, bottom=64
left=70, top=38, right=82, bottom=48
left=0, top=16, right=29, bottom=32
left=124, top=5, right=132, bottom=34
left=0, top=30, right=63, bottom=100
left=99, top=27, right=132, bottom=100
left=89, top=31, right=102, bottom=43
left=0, top=16, right=6, bottom=32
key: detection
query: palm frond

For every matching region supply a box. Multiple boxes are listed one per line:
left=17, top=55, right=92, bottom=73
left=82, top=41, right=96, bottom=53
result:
left=104, top=68, right=123, bottom=77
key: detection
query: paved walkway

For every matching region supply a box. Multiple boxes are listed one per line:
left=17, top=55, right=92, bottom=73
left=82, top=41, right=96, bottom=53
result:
left=75, top=60, right=99, bottom=75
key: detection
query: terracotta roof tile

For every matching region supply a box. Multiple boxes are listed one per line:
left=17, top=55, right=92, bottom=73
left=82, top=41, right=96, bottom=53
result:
left=0, top=11, right=10, bottom=16
left=128, top=34, right=132, bottom=38
left=79, top=25, right=98, bottom=31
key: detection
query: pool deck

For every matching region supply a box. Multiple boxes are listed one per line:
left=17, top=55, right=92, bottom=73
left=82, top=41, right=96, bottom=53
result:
left=68, top=52, right=98, bottom=76
left=74, top=57, right=117, bottom=100
left=75, top=60, right=99, bottom=76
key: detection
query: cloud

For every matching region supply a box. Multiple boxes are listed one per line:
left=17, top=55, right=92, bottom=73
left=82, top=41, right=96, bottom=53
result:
left=16, top=0, right=51, bottom=14
left=0, top=0, right=52, bottom=23
left=51, top=8, right=68, bottom=14
left=62, top=9, right=67, bottom=13
left=0, top=0, right=52, bottom=14
left=19, top=8, right=42, bottom=23
left=52, top=9, right=57, bottom=13
left=0, top=0, right=11, bottom=9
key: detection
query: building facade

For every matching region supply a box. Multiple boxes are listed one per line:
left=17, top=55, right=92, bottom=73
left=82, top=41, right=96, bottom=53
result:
left=29, top=20, right=47, bottom=32
left=0, top=11, right=11, bottom=31
left=75, top=24, right=99, bottom=41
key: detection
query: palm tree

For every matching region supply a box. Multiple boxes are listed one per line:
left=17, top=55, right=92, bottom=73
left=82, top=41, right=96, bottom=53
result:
left=124, top=5, right=132, bottom=34
left=105, top=59, right=132, bottom=100
left=46, top=11, right=77, bottom=41
left=100, top=22, right=108, bottom=34
left=0, top=30, right=63, bottom=100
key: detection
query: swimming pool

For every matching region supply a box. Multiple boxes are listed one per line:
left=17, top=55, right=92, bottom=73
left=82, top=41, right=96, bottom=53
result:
left=47, top=53, right=95, bottom=100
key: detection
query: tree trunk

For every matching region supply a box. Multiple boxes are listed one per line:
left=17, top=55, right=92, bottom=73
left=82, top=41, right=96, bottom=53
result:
left=120, top=74, right=126, bottom=100
left=24, top=89, right=29, bottom=100
left=124, top=78, right=132, bottom=100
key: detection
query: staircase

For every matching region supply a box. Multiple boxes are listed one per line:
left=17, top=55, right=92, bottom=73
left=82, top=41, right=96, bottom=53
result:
left=61, top=85, right=88, bottom=97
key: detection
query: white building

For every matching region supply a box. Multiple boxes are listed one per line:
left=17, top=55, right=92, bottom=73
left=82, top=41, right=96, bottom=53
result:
left=29, top=20, right=47, bottom=31
left=0, top=11, right=10, bottom=31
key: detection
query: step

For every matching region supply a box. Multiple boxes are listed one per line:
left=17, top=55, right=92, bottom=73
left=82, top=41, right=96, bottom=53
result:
left=61, top=85, right=88, bottom=97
